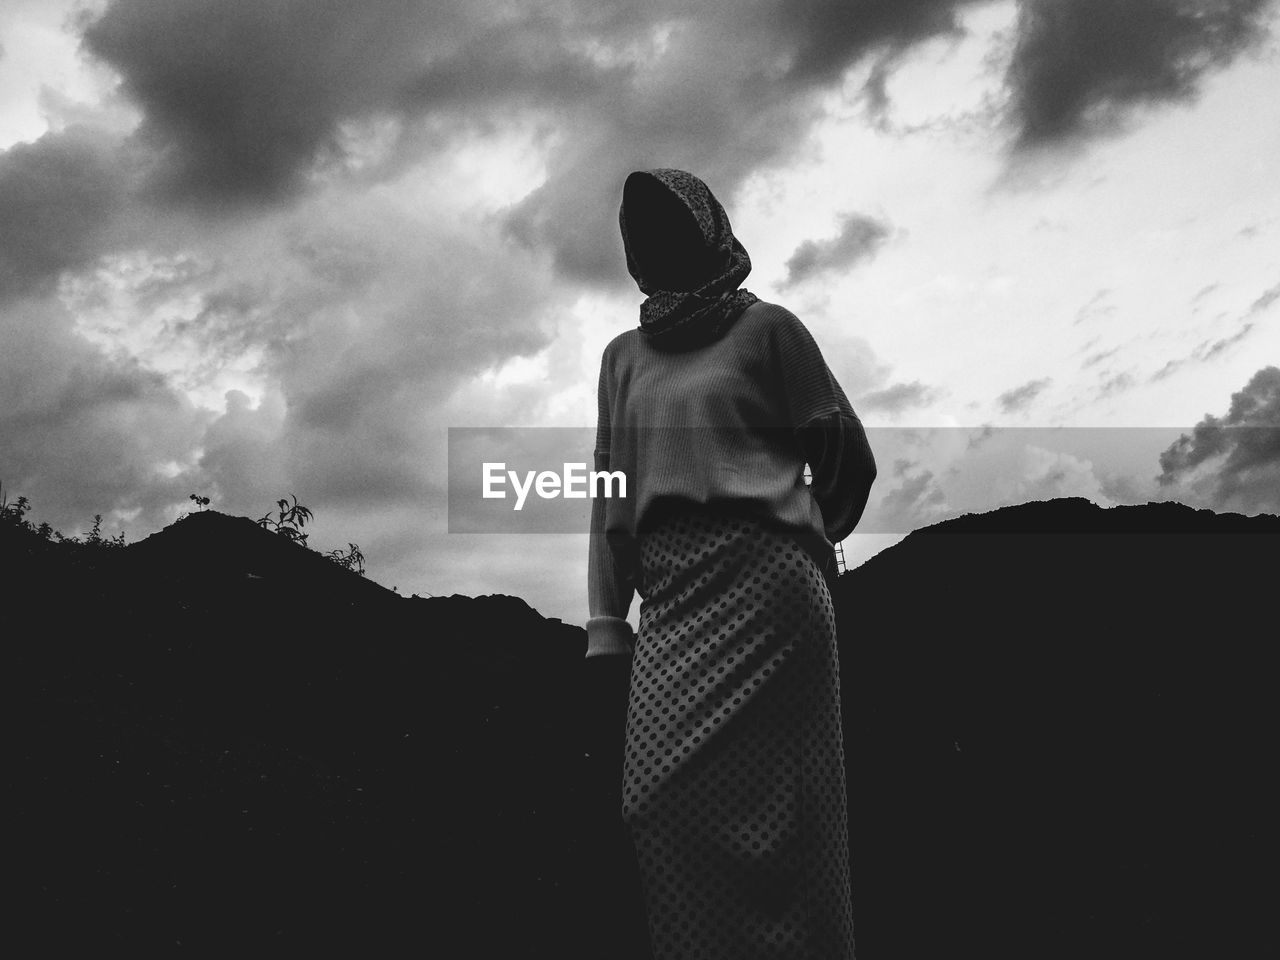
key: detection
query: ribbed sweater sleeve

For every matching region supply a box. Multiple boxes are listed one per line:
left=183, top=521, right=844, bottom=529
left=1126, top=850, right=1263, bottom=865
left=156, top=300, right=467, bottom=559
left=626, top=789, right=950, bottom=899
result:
left=776, top=308, right=878, bottom=545
left=773, top=307, right=856, bottom=426
left=586, top=347, right=636, bottom=659
left=796, top=411, right=877, bottom=545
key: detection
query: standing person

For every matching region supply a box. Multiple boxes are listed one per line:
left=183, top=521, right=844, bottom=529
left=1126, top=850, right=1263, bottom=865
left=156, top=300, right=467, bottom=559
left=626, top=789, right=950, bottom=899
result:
left=586, top=168, right=877, bottom=960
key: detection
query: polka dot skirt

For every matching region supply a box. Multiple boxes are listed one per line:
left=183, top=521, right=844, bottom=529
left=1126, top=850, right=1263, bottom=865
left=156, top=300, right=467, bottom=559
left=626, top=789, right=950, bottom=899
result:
left=622, top=505, right=856, bottom=960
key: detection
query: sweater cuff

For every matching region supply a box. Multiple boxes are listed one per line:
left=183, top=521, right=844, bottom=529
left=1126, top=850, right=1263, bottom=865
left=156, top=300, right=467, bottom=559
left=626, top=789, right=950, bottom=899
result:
left=585, top=616, right=635, bottom=659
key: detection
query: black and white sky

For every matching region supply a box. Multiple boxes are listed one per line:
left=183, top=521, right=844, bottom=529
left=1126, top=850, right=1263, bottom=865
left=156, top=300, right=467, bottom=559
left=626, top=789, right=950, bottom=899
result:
left=2, top=0, right=1278, bottom=623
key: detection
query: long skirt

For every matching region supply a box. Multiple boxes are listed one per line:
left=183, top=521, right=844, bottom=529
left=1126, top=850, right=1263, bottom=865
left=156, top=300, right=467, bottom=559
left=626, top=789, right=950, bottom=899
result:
left=621, top=504, right=856, bottom=960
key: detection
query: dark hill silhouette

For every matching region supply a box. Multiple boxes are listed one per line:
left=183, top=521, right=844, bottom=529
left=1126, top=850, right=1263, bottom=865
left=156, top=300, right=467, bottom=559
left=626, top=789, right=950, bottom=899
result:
left=830, top=497, right=1278, bottom=960
left=125, top=509, right=401, bottom=606
left=6, top=498, right=1277, bottom=957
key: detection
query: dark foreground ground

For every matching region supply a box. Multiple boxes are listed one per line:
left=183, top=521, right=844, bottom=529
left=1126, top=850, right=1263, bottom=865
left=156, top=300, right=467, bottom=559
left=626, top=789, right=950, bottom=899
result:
left=7, top=499, right=1277, bottom=957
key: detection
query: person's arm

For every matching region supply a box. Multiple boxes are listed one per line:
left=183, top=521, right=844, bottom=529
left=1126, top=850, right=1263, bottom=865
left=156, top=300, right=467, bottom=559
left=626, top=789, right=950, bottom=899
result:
left=586, top=350, right=636, bottom=659
left=796, top=411, right=877, bottom=545
left=775, top=309, right=877, bottom=541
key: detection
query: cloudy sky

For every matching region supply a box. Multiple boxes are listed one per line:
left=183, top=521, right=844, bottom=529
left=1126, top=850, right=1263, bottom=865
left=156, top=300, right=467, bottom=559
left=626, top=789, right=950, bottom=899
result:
left=2, top=0, right=1278, bottom=625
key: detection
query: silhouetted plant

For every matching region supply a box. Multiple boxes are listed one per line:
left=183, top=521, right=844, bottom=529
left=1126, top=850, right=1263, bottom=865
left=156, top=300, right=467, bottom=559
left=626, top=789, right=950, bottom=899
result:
left=2, top=497, right=32, bottom=528
left=86, top=514, right=127, bottom=549
left=0, top=485, right=66, bottom=542
left=2, top=485, right=127, bottom=548
left=10, top=484, right=371, bottom=577
left=0, top=482, right=33, bottom=532
left=255, top=495, right=369, bottom=576
left=325, top=542, right=367, bottom=577
left=257, top=495, right=314, bottom=546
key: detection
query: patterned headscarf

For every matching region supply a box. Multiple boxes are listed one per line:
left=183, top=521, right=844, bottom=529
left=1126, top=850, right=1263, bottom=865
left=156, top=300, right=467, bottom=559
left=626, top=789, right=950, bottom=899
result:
left=619, top=168, right=759, bottom=352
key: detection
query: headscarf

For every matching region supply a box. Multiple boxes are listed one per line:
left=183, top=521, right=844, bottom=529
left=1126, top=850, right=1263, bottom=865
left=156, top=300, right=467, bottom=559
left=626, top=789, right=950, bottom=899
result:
left=619, top=168, right=759, bottom=352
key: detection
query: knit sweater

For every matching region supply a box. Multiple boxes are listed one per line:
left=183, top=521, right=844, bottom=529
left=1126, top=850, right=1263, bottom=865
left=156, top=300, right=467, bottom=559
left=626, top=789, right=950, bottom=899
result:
left=586, top=299, right=877, bottom=658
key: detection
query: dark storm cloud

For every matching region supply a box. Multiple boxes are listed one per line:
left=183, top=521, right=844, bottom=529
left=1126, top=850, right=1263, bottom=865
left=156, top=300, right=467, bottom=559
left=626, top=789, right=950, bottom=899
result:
left=2, top=156, right=564, bottom=531
left=247, top=191, right=562, bottom=510
left=399, top=15, right=632, bottom=111
left=500, top=1, right=989, bottom=285
left=0, top=127, right=128, bottom=299
left=196, top=389, right=288, bottom=513
left=79, top=0, right=660, bottom=208
left=996, top=377, right=1051, bottom=413
left=856, top=380, right=938, bottom=416
left=0, top=296, right=211, bottom=532
left=1157, top=366, right=1280, bottom=512
left=80, top=0, right=467, bottom=203
left=498, top=34, right=827, bottom=283
left=763, top=0, right=979, bottom=85
left=782, top=213, right=892, bottom=287
left=1006, top=0, right=1275, bottom=148
left=75, top=0, right=1277, bottom=288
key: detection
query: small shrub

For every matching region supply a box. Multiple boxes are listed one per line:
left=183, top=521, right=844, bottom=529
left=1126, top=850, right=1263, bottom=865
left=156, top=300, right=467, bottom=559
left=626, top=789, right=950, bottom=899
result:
left=326, top=542, right=367, bottom=577
left=0, top=483, right=33, bottom=532
left=2, top=484, right=125, bottom=548
left=256, top=494, right=368, bottom=576
left=257, top=494, right=313, bottom=546
left=85, top=514, right=127, bottom=549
